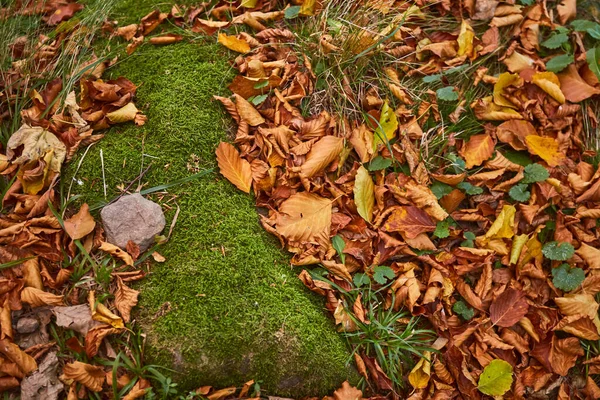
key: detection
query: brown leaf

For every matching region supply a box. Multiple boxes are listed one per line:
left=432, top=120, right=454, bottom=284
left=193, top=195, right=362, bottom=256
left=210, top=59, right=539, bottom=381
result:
left=85, top=325, right=121, bottom=358
left=551, top=336, right=583, bottom=376
left=21, top=287, right=64, bottom=307
left=333, top=381, right=363, bottom=400
left=47, top=3, right=84, bottom=26
left=300, top=136, right=344, bottom=179
left=557, top=0, right=576, bottom=25
left=115, top=276, right=139, bottom=323
left=64, top=203, right=95, bottom=240
left=490, top=288, right=529, bottom=327
left=406, top=182, right=449, bottom=221
left=215, top=142, right=252, bottom=193
left=99, top=242, right=134, bottom=266
left=115, top=24, right=138, bottom=41
left=149, top=34, right=183, bottom=45
left=52, top=305, right=97, bottom=335
left=558, top=65, right=600, bottom=103
left=62, top=361, right=105, bottom=392
left=576, top=243, right=600, bottom=269
left=383, top=206, right=435, bottom=239
left=459, top=133, right=495, bottom=169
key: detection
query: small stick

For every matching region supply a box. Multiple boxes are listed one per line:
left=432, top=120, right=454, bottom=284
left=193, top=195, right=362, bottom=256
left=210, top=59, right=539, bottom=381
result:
left=100, top=148, right=107, bottom=199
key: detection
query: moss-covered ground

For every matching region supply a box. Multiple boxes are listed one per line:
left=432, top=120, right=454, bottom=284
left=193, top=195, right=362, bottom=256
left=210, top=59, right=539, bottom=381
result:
left=63, top=0, right=357, bottom=396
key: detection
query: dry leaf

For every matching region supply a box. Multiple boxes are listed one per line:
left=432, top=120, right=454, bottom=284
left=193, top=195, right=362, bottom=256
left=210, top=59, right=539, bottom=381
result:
left=115, top=276, right=139, bottom=323
left=276, top=192, right=332, bottom=242
left=62, top=361, right=104, bottom=392
left=300, top=136, right=344, bottom=179
left=216, top=142, right=252, bottom=193
left=218, top=33, right=250, bottom=53
left=460, top=133, right=495, bottom=169
left=64, top=203, right=95, bottom=240
left=99, top=242, right=134, bottom=266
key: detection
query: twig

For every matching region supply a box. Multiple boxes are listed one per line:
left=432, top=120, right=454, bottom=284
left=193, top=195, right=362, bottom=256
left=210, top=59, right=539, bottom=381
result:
left=100, top=148, right=107, bottom=199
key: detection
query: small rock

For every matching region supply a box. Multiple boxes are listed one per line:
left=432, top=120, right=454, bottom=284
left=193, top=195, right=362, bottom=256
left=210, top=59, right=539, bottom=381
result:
left=101, top=193, right=165, bottom=252
left=16, top=317, right=39, bottom=334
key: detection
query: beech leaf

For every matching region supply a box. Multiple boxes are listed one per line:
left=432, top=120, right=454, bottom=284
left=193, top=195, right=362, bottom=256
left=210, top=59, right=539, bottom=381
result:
left=216, top=142, right=252, bottom=193
left=477, top=359, right=513, bottom=396
left=353, top=166, right=375, bottom=223
left=64, top=203, right=96, bottom=240
left=490, top=288, right=528, bottom=327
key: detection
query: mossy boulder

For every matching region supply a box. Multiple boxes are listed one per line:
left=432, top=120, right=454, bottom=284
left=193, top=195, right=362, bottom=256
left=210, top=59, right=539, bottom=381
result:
left=65, top=32, right=357, bottom=397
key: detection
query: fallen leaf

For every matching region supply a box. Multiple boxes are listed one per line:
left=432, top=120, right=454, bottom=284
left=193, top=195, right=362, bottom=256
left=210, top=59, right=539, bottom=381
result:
left=353, top=166, right=375, bottom=223
left=383, top=206, right=435, bottom=239
left=532, top=71, right=566, bottom=104
left=333, top=381, right=363, bottom=400
left=477, top=359, right=513, bottom=396
left=99, top=242, right=134, bottom=266
left=106, top=102, right=139, bottom=124
left=62, top=361, right=104, bottom=392
left=0, top=339, right=37, bottom=375
left=525, top=135, right=565, bottom=166
left=64, top=203, right=96, bottom=240
left=557, top=0, right=576, bottom=25
left=233, top=93, right=265, bottom=126
left=216, top=142, right=252, bottom=193
left=218, top=33, right=250, bottom=53
left=115, top=277, right=139, bottom=323
left=490, top=288, right=529, bottom=327
left=372, top=101, right=398, bottom=150
left=300, top=136, right=344, bottom=179
left=85, top=325, right=121, bottom=358
left=276, top=192, right=332, bottom=242
left=52, top=305, right=98, bottom=335
left=21, top=287, right=64, bottom=307
left=88, top=291, right=124, bottom=329
left=408, top=352, right=431, bottom=389
left=460, top=133, right=495, bottom=169
left=557, top=65, right=600, bottom=103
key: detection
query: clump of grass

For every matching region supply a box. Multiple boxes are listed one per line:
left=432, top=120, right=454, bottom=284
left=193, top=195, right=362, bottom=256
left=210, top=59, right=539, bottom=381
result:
left=309, top=269, right=435, bottom=394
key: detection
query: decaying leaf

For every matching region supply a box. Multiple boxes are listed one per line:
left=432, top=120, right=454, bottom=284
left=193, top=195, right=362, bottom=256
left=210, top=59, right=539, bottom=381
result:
left=61, top=361, right=104, bottom=392
left=115, top=277, right=139, bottom=323
left=99, top=242, right=134, bottom=266
left=64, top=203, right=96, bottom=240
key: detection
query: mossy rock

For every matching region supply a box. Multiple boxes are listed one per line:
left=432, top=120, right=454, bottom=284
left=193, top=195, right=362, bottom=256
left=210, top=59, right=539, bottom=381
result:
left=64, top=15, right=358, bottom=396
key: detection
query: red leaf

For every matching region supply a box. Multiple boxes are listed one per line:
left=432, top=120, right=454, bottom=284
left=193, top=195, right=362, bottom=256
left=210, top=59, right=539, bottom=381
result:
left=490, top=288, right=529, bottom=327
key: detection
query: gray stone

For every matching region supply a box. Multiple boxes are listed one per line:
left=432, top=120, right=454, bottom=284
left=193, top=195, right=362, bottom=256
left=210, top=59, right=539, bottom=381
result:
left=16, top=317, right=39, bottom=334
left=101, top=193, right=165, bottom=252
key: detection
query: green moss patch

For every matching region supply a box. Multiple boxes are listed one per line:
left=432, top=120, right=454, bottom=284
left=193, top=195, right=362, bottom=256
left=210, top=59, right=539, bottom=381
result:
left=64, top=38, right=356, bottom=396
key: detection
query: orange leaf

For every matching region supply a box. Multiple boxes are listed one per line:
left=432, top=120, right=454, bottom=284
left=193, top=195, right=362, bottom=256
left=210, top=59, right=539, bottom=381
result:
left=459, top=133, right=495, bottom=169
left=276, top=192, right=331, bottom=242
left=21, top=287, right=64, bottom=307
left=300, top=136, right=344, bottom=179
left=215, top=142, right=252, bottom=193
left=218, top=33, right=250, bottom=53
left=64, top=203, right=96, bottom=240
left=233, top=93, right=265, bottom=126
left=99, top=242, right=134, bottom=266
left=62, top=361, right=105, bottom=392
left=525, top=135, right=565, bottom=166
left=0, top=339, right=36, bottom=375
left=333, top=381, right=363, bottom=400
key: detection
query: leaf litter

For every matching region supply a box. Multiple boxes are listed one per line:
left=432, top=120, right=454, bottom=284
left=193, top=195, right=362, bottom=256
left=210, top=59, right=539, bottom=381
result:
left=3, top=0, right=600, bottom=398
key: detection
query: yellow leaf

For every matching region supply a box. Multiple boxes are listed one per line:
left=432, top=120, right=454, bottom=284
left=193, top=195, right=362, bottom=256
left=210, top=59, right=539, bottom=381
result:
left=106, top=102, right=139, bottom=123
left=99, top=242, right=134, bottom=266
left=484, top=205, right=516, bottom=240
left=510, top=234, right=528, bottom=264
left=240, top=0, right=258, bottom=7
left=457, top=20, right=475, bottom=58
left=276, top=192, right=332, bottom=242
left=233, top=93, right=265, bottom=126
left=215, top=142, right=252, bottom=193
left=372, top=100, right=398, bottom=151
left=6, top=124, right=66, bottom=174
left=532, top=71, right=566, bottom=104
left=353, top=166, right=375, bottom=223
left=300, top=136, right=344, bottom=179
left=18, top=149, right=54, bottom=195
left=300, top=0, right=317, bottom=16
left=525, top=135, right=565, bottom=167
left=88, top=291, right=125, bottom=329
left=493, top=72, right=521, bottom=109
left=408, top=352, right=431, bottom=389
left=473, top=96, right=524, bottom=121
left=459, top=133, right=495, bottom=169
left=218, top=33, right=250, bottom=53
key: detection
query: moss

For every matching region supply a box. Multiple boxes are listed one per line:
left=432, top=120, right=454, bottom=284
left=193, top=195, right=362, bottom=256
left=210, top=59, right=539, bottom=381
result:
left=64, top=28, right=357, bottom=398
